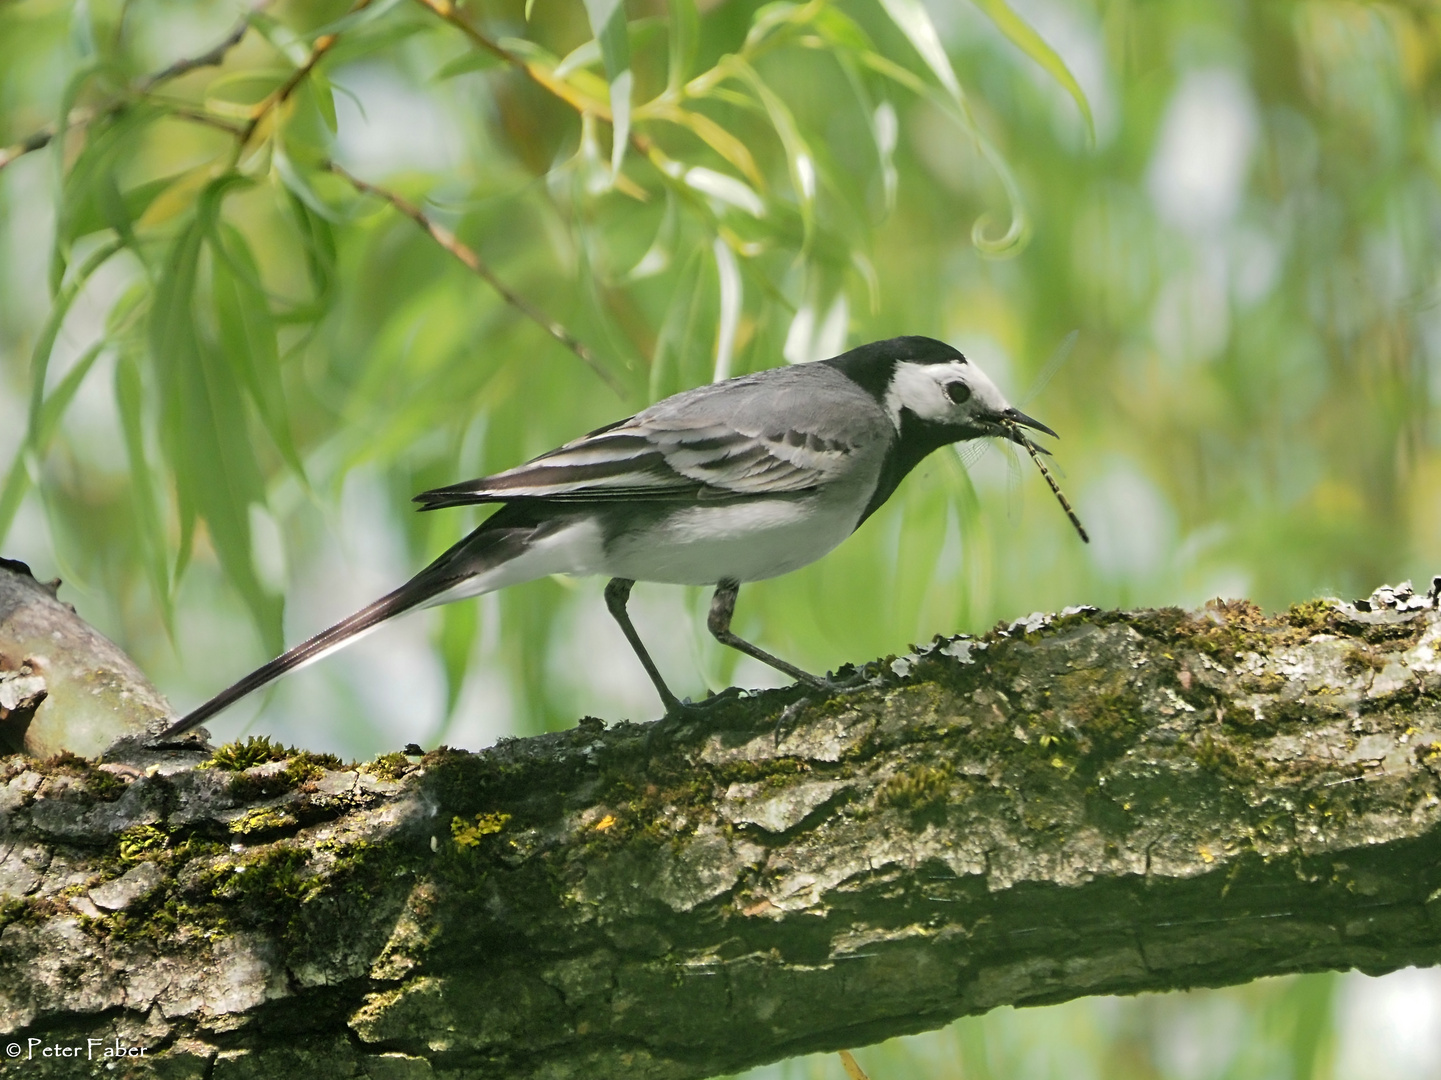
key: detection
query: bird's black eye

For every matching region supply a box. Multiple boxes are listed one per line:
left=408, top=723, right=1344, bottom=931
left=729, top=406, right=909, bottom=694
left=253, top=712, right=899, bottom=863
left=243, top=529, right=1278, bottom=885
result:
left=945, top=382, right=972, bottom=405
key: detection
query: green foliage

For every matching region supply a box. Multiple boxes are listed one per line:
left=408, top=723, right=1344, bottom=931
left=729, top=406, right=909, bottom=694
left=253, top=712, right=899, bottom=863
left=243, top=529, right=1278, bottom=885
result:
left=117, top=824, right=167, bottom=863
left=361, top=750, right=412, bottom=781
left=0, top=0, right=1054, bottom=690
left=450, top=810, right=511, bottom=847
left=201, top=735, right=294, bottom=772
left=1, top=3, right=1437, bottom=1069
left=742, top=973, right=1340, bottom=1080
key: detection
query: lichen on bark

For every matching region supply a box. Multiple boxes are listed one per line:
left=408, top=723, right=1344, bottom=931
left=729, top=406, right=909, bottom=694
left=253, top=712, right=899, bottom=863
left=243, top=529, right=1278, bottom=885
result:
left=4, top=588, right=1441, bottom=1078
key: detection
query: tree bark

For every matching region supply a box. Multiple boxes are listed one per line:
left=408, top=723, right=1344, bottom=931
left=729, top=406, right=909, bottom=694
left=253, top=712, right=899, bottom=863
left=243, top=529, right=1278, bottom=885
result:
left=3, top=589, right=1441, bottom=1078
left=0, top=559, right=170, bottom=758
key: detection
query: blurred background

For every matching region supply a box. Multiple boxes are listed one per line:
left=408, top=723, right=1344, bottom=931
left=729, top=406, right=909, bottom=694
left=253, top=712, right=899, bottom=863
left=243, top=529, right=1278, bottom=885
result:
left=2, top=0, right=1439, bottom=1074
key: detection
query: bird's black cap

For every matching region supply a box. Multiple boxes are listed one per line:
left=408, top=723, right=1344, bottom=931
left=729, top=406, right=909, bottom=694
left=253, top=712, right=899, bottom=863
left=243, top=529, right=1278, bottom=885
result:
left=822, top=336, right=965, bottom=400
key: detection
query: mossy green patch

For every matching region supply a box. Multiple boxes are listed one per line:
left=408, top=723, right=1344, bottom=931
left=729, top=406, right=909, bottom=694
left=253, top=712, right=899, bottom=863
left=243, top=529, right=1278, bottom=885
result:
left=878, top=763, right=957, bottom=820
left=224, top=750, right=346, bottom=800
left=1286, top=599, right=1337, bottom=632
left=38, top=750, right=127, bottom=802
left=117, top=823, right=167, bottom=862
left=712, top=757, right=812, bottom=787
left=363, top=752, right=410, bottom=782
left=1238, top=671, right=1288, bottom=695
left=1194, top=733, right=1246, bottom=779
left=283, top=751, right=343, bottom=784
left=229, top=807, right=300, bottom=837
left=201, top=736, right=293, bottom=771
left=1054, top=668, right=1143, bottom=756
left=1345, top=646, right=1387, bottom=675
left=0, top=896, right=30, bottom=932
left=451, top=812, right=511, bottom=848
left=207, top=845, right=318, bottom=944
left=1137, top=598, right=1403, bottom=663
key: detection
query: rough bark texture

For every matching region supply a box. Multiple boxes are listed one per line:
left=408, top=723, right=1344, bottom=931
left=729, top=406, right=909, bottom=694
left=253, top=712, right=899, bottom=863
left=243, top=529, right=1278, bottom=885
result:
left=4, top=585, right=1441, bottom=1078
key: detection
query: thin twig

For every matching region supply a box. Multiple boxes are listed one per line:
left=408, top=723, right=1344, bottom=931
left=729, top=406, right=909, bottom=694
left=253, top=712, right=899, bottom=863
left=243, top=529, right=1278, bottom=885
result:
left=330, top=162, right=627, bottom=399
left=137, top=13, right=256, bottom=93
left=240, top=0, right=373, bottom=148
left=0, top=9, right=257, bottom=174
left=154, top=103, right=248, bottom=137
left=409, top=0, right=605, bottom=115
left=408, top=0, right=654, bottom=156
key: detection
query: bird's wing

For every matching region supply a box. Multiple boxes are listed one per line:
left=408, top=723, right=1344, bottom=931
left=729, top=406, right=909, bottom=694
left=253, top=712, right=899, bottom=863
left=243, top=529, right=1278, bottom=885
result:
left=415, top=368, right=889, bottom=509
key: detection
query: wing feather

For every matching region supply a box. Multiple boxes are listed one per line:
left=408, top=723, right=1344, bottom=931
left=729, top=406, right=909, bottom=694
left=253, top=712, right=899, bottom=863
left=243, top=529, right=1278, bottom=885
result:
left=414, top=366, right=888, bottom=510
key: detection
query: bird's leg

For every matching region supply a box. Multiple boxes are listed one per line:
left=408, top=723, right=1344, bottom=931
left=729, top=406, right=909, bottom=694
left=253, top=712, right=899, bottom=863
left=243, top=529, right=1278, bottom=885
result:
left=604, top=577, right=684, bottom=714
left=707, top=579, right=827, bottom=690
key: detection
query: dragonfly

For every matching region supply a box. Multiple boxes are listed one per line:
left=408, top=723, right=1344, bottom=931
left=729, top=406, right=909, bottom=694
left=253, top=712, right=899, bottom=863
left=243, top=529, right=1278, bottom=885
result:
left=956, top=330, right=1088, bottom=542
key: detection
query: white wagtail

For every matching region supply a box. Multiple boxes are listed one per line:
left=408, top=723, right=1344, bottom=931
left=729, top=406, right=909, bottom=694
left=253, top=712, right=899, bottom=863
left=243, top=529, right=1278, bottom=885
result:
left=159, top=335, right=1082, bottom=738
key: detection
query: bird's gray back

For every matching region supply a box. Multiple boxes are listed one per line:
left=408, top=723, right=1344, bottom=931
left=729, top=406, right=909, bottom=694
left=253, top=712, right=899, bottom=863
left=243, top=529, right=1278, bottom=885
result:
left=637, top=362, right=892, bottom=446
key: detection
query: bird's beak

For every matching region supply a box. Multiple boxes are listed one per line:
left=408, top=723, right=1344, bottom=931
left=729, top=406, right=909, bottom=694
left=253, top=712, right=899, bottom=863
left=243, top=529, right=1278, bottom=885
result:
left=1000, top=407, right=1059, bottom=442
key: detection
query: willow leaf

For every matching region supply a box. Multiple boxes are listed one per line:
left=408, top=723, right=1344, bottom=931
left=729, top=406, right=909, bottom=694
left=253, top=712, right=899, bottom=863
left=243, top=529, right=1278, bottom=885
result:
left=649, top=244, right=708, bottom=401
left=647, top=104, right=766, bottom=190
left=858, top=50, right=1030, bottom=256
left=811, top=6, right=875, bottom=53
left=581, top=0, right=632, bottom=176
left=876, top=0, right=962, bottom=101
left=116, top=349, right=174, bottom=633
left=152, top=179, right=283, bottom=652
left=724, top=59, right=814, bottom=242
left=434, top=49, right=502, bottom=81
left=33, top=340, right=105, bottom=451
left=149, top=219, right=204, bottom=585
left=306, top=0, right=406, bottom=40
left=626, top=189, right=678, bottom=281
left=49, top=58, right=102, bottom=289
left=53, top=97, right=153, bottom=278
left=3, top=247, right=122, bottom=546
left=278, top=190, right=338, bottom=324
left=970, top=0, right=1094, bottom=145
left=274, top=142, right=345, bottom=223
left=666, top=0, right=699, bottom=95
left=711, top=237, right=741, bottom=383
left=248, top=11, right=309, bottom=65
left=744, top=1, right=802, bottom=51
left=555, top=39, right=602, bottom=80
left=0, top=455, right=29, bottom=548
left=210, top=223, right=305, bottom=477
left=27, top=238, right=125, bottom=448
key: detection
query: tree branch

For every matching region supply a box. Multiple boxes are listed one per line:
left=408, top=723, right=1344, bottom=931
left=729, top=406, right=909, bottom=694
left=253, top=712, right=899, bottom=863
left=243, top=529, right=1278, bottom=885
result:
left=5, top=587, right=1441, bottom=1076
left=0, top=10, right=257, bottom=174
left=330, top=161, right=628, bottom=398
left=409, top=0, right=613, bottom=118
left=408, top=0, right=658, bottom=159
left=239, top=0, right=373, bottom=151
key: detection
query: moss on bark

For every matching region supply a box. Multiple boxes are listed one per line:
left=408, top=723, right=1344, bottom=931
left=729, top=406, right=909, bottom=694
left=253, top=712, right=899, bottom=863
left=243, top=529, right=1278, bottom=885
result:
left=4, top=594, right=1441, bottom=1077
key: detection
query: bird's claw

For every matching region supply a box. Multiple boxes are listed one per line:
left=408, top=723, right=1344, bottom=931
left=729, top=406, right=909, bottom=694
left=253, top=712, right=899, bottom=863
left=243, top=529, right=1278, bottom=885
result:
left=660, top=667, right=877, bottom=721
left=665, top=685, right=747, bottom=717
left=815, top=667, right=879, bottom=693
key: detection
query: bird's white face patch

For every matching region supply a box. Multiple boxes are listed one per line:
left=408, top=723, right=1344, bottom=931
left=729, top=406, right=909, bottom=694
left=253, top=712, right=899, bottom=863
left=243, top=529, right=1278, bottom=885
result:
left=883, top=359, right=1011, bottom=431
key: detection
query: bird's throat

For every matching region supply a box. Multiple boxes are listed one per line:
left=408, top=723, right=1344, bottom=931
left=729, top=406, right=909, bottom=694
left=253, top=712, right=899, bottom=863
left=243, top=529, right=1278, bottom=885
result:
left=855, top=411, right=979, bottom=526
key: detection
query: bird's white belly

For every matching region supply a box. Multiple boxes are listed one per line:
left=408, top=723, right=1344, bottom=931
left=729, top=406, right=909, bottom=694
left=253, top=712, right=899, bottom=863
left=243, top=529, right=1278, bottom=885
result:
left=600, top=495, right=862, bottom=585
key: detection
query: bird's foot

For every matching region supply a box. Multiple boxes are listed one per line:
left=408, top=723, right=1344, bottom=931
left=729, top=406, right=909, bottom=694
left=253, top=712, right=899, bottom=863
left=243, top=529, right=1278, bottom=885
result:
left=666, top=685, right=747, bottom=717
left=668, top=668, right=874, bottom=716
left=772, top=695, right=811, bottom=747
left=801, top=665, right=882, bottom=695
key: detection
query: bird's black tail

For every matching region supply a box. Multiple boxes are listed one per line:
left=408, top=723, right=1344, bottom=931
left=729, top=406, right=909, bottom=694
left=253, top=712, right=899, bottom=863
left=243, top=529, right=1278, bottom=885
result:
left=155, top=579, right=439, bottom=741
left=156, top=506, right=554, bottom=741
